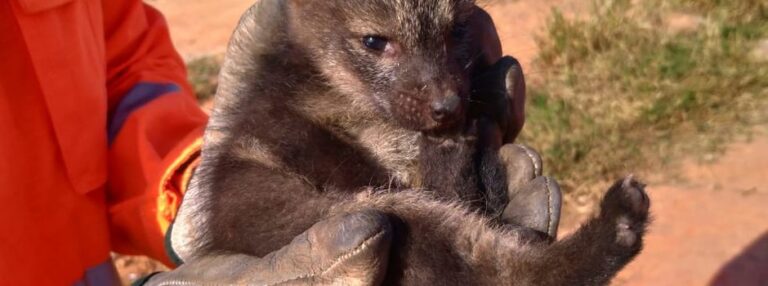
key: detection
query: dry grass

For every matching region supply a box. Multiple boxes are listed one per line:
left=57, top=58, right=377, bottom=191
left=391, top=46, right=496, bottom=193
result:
left=186, top=55, right=222, bottom=102
left=519, top=0, right=768, bottom=202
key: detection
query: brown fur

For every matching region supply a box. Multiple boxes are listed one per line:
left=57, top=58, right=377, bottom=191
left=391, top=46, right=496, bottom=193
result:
left=172, top=0, right=651, bottom=284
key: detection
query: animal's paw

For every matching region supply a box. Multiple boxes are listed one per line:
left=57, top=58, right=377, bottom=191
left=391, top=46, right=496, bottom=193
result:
left=599, top=176, right=650, bottom=248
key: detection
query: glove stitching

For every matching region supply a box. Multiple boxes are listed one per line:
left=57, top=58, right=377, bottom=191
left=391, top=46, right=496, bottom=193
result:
left=544, top=176, right=554, bottom=236
left=267, top=229, right=387, bottom=286
left=158, top=280, right=221, bottom=286
left=517, top=145, right=540, bottom=176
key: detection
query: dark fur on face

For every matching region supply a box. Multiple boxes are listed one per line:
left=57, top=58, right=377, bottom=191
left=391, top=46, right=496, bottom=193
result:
left=171, top=0, right=651, bottom=285
left=288, top=0, right=476, bottom=132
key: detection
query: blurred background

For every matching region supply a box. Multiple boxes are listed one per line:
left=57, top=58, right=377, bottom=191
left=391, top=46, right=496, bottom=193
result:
left=115, top=0, right=768, bottom=284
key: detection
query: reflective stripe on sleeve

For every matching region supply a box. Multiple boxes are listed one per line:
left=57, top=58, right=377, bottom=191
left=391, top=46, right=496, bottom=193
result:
left=73, top=259, right=121, bottom=286
left=107, top=82, right=180, bottom=145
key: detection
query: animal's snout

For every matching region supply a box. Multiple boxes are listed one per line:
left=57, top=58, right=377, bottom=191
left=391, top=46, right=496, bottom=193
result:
left=430, top=93, right=461, bottom=122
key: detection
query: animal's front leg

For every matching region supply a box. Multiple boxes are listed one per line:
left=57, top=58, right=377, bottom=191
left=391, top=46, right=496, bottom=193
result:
left=469, top=56, right=536, bottom=221
left=417, top=135, right=484, bottom=207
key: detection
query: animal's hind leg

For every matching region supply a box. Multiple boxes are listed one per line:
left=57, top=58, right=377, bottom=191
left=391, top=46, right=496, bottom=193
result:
left=322, top=177, right=646, bottom=285
left=522, top=176, right=650, bottom=285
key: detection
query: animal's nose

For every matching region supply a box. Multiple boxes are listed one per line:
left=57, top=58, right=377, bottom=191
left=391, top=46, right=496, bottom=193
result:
left=430, top=93, right=461, bottom=122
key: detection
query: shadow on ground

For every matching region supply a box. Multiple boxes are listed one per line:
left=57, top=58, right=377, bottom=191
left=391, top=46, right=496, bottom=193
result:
left=710, top=231, right=768, bottom=286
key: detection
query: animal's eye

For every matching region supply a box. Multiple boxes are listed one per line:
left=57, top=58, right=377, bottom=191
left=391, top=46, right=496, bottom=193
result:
left=362, top=36, right=389, bottom=52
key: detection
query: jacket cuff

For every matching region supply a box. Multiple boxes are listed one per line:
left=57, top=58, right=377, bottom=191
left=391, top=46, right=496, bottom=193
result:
left=156, top=131, right=203, bottom=237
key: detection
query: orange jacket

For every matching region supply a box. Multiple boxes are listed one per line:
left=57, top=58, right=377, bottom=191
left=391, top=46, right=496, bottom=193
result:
left=0, top=0, right=208, bottom=284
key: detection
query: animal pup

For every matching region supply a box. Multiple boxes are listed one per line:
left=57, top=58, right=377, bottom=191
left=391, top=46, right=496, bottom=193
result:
left=172, top=0, right=651, bottom=284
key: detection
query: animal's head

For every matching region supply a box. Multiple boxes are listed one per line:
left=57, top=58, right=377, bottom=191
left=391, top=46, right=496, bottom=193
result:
left=288, top=0, right=479, bottom=132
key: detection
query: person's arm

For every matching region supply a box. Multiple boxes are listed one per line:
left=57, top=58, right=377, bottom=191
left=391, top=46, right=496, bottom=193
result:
left=101, top=0, right=207, bottom=266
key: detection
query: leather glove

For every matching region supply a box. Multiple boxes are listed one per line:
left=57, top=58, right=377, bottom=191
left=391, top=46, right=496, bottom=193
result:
left=464, top=5, right=526, bottom=148
left=471, top=56, right=527, bottom=150
left=464, top=19, right=559, bottom=238
left=145, top=210, right=393, bottom=286
left=499, top=144, right=562, bottom=238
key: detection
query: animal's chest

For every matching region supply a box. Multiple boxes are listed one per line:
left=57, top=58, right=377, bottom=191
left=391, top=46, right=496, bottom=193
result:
left=351, top=123, right=422, bottom=187
left=298, top=92, right=423, bottom=187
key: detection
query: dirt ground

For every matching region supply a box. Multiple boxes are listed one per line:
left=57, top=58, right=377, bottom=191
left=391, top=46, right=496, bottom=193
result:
left=613, top=131, right=768, bottom=285
left=117, top=0, right=768, bottom=284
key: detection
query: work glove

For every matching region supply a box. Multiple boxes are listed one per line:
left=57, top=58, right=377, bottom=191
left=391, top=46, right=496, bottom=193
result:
left=144, top=210, right=393, bottom=286
left=467, top=30, right=560, bottom=238
left=470, top=56, right=527, bottom=150
left=474, top=58, right=561, bottom=238
left=465, top=5, right=526, bottom=147
left=498, top=144, right=562, bottom=238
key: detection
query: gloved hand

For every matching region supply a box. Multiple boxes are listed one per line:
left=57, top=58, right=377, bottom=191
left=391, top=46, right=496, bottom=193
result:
left=464, top=15, right=560, bottom=238
left=471, top=56, right=527, bottom=150
left=145, top=210, right=393, bottom=286
left=498, top=144, right=562, bottom=238
left=465, top=6, right=526, bottom=148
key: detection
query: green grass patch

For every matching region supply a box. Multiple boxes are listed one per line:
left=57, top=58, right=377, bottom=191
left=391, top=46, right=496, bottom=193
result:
left=520, top=0, right=768, bottom=198
left=187, top=55, right=222, bottom=102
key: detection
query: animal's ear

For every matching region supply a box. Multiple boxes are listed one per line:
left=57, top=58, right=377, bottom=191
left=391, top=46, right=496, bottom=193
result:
left=227, top=0, right=287, bottom=56
left=286, top=0, right=316, bottom=13
left=288, top=0, right=310, bottom=7
left=213, top=0, right=288, bottom=116
left=285, top=0, right=322, bottom=27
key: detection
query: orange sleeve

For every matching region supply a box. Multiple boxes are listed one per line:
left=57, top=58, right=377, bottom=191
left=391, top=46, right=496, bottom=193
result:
left=101, top=0, right=208, bottom=266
